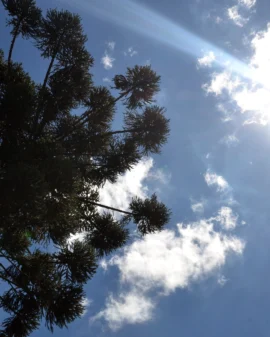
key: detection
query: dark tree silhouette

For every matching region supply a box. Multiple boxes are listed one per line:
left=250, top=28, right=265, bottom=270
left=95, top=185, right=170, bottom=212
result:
left=0, top=1, right=171, bottom=336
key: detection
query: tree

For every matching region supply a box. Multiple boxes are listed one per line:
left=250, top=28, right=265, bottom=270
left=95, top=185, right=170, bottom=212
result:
left=0, top=1, right=171, bottom=336
left=1, top=0, right=42, bottom=65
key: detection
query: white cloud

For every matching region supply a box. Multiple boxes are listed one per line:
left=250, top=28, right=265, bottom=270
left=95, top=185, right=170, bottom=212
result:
left=220, top=134, right=239, bottom=147
left=99, top=158, right=153, bottom=213
left=197, top=51, right=216, bottom=68
left=217, top=207, right=238, bottom=230
left=191, top=201, right=204, bottom=214
left=92, top=291, right=154, bottom=331
left=227, top=6, right=249, bottom=27
left=93, top=215, right=245, bottom=329
left=99, top=158, right=169, bottom=214
left=102, top=77, right=111, bottom=83
left=204, top=171, right=229, bottom=192
left=217, top=275, right=228, bottom=286
left=202, top=25, right=270, bottom=125
left=238, top=0, right=256, bottom=9
left=81, top=298, right=92, bottom=316
left=124, top=47, right=138, bottom=57
left=107, top=41, right=116, bottom=50
left=203, top=71, right=242, bottom=96
left=101, top=52, right=115, bottom=70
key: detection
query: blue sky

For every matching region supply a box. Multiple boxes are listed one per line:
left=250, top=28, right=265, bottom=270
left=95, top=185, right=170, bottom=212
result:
left=2, top=0, right=270, bottom=336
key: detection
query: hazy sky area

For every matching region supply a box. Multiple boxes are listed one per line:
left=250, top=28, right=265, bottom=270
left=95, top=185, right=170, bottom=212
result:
left=2, top=0, right=270, bottom=336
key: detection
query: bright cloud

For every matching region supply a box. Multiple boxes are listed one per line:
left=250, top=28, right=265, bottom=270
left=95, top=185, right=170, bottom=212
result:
left=93, top=215, right=245, bottom=329
left=227, top=6, right=249, bottom=27
left=81, top=298, right=92, bottom=317
left=203, top=71, right=242, bottom=95
left=204, top=171, right=229, bottom=192
left=124, top=46, right=138, bottom=57
left=217, top=207, right=238, bottom=230
left=101, top=52, right=115, bottom=70
left=239, top=0, right=256, bottom=9
left=203, top=24, right=270, bottom=125
left=197, top=51, right=216, bottom=68
left=99, top=158, right=170, bottom=214
left=99, top=158, right=153, bottom=213
left=92, top=291, right=154, bottom=331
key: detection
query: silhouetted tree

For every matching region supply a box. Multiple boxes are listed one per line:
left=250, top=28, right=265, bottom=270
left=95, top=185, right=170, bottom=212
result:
left=0, top=1, right=171, bottom=336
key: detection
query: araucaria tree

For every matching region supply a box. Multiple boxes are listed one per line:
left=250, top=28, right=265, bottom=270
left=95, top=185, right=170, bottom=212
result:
left=0, top=1, right=171, bottom=336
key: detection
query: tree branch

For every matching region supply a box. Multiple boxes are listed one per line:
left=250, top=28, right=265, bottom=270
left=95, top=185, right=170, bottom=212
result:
left=79, top=199, right=133, bottom=216
left=8, top=19, right=22, bottom=67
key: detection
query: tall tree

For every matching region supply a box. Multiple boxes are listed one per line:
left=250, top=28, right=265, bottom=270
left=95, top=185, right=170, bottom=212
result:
left=1, top=0, right=41, bottom=65
left=0, top=2, right=171, bottom=337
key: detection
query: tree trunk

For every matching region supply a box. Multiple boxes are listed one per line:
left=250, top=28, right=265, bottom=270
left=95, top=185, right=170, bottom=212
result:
left=81, top=200, right=133, bottom=216
left=71, top=88, right=134, bottom=131
left=42, top=53, right=56, bottom=91
left=8, top=21, right=21, bottom=67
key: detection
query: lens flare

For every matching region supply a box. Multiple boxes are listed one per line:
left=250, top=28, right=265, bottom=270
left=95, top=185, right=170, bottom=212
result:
left=62, top=0, right=253, bottom=80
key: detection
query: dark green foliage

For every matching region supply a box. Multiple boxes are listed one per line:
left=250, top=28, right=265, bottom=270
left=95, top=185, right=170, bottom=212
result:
left=2, top=0, right=42, bottom=63
left=0, top=1, right=171, bottom=336
left=113, top=65, right=161, bottom=109
left=124, top=105, right=170, bottom=154
left=129, top=194, right=171, bottom=235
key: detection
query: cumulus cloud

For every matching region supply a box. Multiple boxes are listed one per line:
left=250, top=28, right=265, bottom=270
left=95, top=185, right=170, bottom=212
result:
left=99, top=158, right=153, bottom=213
left=202, top=24, right=270, bottom=125
left=101, top=52, right=115, bottom=70
left=203, top=71, right=242, bottom=96
left=204, top=171, right=229, bottom=192
left=124, top=46, right=138, bottom=57
left=99, top=158, right=170, bottom=214
left=92, top=291, right=154, bottom=331
left=92, top=215, right=245, bottom=329
left=227, top=6, right=249, bottom=27
left=197, top=51, right=216, bottom=68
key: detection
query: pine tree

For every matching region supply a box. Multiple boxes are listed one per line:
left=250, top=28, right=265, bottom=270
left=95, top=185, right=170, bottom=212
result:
left=0, top=1, right=171, bottom=336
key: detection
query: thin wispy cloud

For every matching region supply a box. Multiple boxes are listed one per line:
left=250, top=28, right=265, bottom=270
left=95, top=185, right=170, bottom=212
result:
left=227, top=6, right=249, bottom=27
left=227, top=0, right=256, bottom=27
left=81, top=298, right=92, bottom=317
left=107, top=41, right=116, bottom=50
left=102, top=77, right=111, bottom=83
left=124, top=46, right=138, bottom=57
left=220, top=134, right=239, bottom=147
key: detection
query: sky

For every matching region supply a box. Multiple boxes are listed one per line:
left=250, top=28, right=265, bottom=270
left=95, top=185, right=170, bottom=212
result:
left=2, top=0, right=270, bottom=336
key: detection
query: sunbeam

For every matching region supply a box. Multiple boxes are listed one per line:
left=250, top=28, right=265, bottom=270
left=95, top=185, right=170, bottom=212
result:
left=60, top=0, right=254, bottom=82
